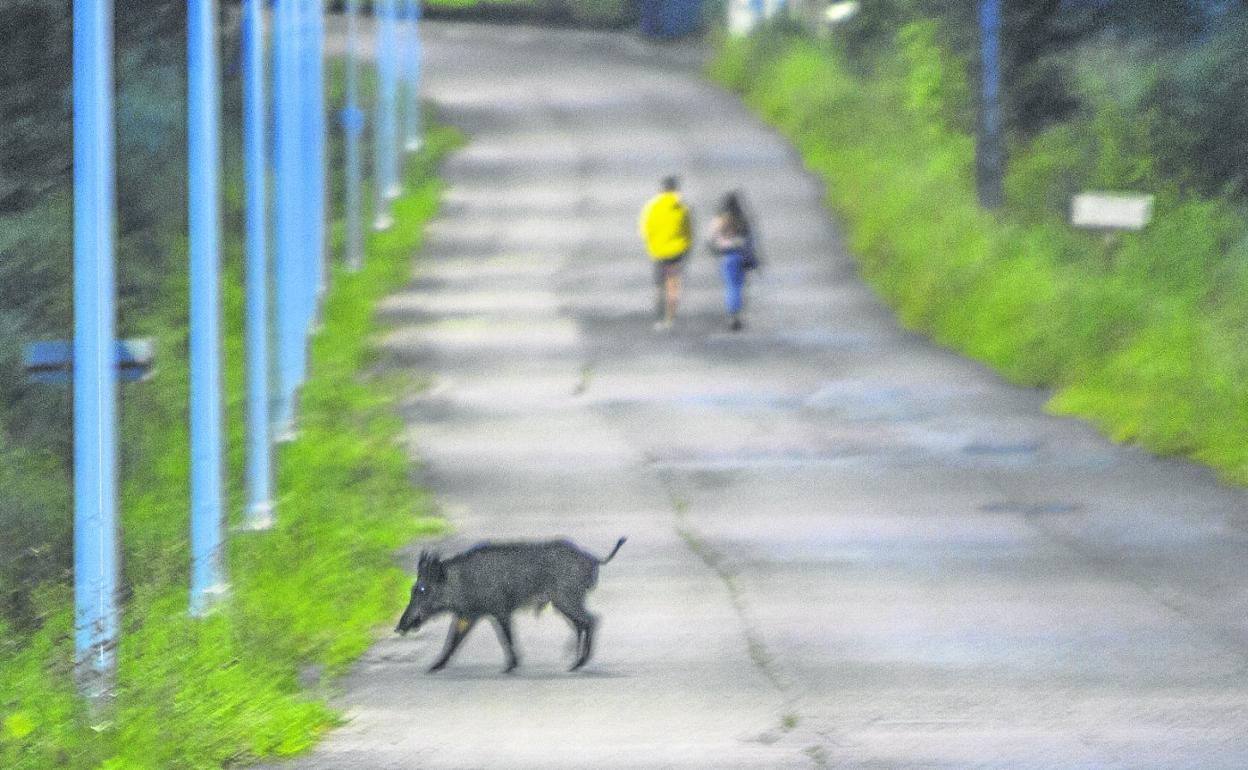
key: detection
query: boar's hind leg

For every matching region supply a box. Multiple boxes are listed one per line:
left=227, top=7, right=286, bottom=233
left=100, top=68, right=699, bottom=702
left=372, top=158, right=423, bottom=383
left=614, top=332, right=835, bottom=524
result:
left=555, top=598, right=597, bottom=671
left=428, top=615, right=476, bottom=673
left=490, top=613, right=520, bottom=673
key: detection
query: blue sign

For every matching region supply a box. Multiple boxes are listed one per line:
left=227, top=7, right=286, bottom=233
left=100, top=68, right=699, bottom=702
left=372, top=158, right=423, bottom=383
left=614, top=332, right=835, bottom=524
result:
left=25, top=339, right=155, bottom=384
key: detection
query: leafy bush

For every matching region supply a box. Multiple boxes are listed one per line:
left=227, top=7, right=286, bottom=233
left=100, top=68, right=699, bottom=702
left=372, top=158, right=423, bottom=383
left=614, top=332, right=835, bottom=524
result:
left=0, top=445, right=70, bottom=626
left=893, top=20, right=972, bottom=136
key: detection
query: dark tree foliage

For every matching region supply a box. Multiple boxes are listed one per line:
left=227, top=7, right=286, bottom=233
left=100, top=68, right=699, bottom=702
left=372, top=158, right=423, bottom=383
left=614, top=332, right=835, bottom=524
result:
left=834, top=0, right=1100, bottom=133
left=834, top=0, right=1232, bottom=136
left=0, top=0, right=71, bottom=213
left=1145, top=13, right=1248, bottom=197
left=914, top=0, right=1108, bottom=135
left=0, top=0, right=199, bottom=214
left=1100, top=0, right=1210, bottom=41
left=995, top=1, right=1097, bottom=133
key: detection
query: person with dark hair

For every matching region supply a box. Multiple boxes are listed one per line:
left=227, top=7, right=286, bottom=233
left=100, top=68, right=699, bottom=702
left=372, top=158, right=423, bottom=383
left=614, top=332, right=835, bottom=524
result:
left=707, top=191, right=758, bottom=331
left=638, top=175, right=692, bottom=331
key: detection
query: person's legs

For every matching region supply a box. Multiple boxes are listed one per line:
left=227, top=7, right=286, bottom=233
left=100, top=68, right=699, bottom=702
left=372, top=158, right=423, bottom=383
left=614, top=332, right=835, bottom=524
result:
left=655, top=255, right=684, bottom=329
left=652, top=260, right=667, bottom=322
left=665, top=269, right=681, bottom=323
left=722, top=252, right=745, bottom=329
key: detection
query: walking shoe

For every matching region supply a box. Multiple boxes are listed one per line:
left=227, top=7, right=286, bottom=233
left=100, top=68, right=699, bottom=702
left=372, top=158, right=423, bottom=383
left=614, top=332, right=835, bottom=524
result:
left=729, top=317, right=743, bottom=331
left=653, top=319, right=673, bottom=333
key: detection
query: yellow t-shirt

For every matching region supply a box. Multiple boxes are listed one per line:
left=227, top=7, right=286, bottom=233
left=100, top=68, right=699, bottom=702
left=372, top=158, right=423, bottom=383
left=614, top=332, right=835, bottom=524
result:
left=638, top=192, right=691, bottom=260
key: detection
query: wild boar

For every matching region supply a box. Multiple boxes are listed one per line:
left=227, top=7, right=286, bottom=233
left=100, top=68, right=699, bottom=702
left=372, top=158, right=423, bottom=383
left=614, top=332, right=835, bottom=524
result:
left=395, top=536, right=627, bottom=673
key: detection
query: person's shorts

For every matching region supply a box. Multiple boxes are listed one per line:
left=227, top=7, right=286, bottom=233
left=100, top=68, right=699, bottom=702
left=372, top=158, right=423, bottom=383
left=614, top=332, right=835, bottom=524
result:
left=652, top=254, right=686, bottom=286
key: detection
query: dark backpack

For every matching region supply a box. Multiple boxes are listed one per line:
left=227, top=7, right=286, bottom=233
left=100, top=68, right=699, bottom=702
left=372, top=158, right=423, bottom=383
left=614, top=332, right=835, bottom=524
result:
left=741, top=230, right=759, bottom=271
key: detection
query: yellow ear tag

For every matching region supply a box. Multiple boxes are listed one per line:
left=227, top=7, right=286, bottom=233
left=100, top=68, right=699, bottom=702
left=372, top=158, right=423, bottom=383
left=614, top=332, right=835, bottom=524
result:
left=456, top=618, right=471, bottom=633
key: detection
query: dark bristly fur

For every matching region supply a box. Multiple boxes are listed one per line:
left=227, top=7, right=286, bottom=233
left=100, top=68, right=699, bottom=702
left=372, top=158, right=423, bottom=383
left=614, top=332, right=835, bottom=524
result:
left=395, top=537, right=627, bottom=673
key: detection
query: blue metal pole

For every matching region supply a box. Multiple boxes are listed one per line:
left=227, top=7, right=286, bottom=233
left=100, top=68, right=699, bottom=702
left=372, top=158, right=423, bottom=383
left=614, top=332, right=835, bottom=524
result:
left=299, top=0, right=318, bottom=343
left=274, top=0, right=303, bottom=436
left=242, top=0, right=273, bottom=529
left=977, top=0, right=1004, bottom=209
left=290, top=0, right=309, bottom=389
left=402, top=0, right=422, bottom=153
left=374, top=0, right=399, bottom=231
left=343, top=0, right=366, bottom=271
left=384, top=0, right=401, bottom=198
left=188, top=0, right=227, bottom=615
left=273, top=0, right=289, bottom=434
left=72, top=0, right=120, bottom=697
left=373, top=0, right=391, bottom=230
left=310, top=0, right=328, bottom=298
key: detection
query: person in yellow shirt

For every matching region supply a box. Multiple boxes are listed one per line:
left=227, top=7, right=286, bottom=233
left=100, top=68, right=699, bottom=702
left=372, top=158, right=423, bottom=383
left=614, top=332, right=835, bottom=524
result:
left=638, top=176, right=692, bottom=331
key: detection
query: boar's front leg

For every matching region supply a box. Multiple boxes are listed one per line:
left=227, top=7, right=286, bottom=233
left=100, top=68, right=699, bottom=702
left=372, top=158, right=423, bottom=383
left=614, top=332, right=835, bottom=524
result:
left=490, top=613, right=520, bottom=673
left=428, top=615, right=476, bottom=673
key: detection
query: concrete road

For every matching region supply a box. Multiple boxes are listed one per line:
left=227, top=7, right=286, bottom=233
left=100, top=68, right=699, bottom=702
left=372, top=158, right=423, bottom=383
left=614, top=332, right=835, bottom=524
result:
left=290, top=20, right=1248, bottom=769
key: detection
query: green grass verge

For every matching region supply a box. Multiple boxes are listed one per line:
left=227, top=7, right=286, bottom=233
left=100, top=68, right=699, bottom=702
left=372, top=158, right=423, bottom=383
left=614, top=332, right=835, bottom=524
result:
left=710, top=30, right=1248, bottom=485
left=0, top=118, right=460, bottom=769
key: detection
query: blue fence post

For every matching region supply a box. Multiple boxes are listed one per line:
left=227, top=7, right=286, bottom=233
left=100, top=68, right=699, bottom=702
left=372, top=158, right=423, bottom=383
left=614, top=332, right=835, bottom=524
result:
left=292, top=0, right=308, bottom=388
left=977, top=0, right=1004, bottom=209
left=402, top=0, right=422, bottom=153
left=343, top=0, right=366, bottom=271
left=71, top=0, right=120, bottom=697
left=242, top=0, right=274, bottom=529
left=299, top=0, right=321, bottom=341
left=188, top=0, right=228, bottom=615
left=384, top=0, right=401, bottom=198
left=373, top=0, right=399, bottom=230
left=274, top=0, right=303, bottom=437
left=310, top=0, right=328, bottom=300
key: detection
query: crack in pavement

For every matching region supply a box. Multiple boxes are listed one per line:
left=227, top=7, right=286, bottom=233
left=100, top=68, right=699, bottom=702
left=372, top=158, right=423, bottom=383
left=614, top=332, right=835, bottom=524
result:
left=653, top=466, right=837, bottom=769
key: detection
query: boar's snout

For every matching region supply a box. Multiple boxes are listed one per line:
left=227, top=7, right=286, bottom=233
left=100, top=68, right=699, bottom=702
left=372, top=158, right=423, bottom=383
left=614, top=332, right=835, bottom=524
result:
left=397, top=553, right=446, bottom=635
left=395, top=595, right=427, bottom=635
left=395, top=610, right=418, bottom=635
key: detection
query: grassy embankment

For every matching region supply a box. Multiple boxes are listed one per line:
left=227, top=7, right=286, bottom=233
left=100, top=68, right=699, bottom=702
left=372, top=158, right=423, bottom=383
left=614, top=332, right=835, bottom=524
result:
left=0, top=84, right=458, bottom=770
left=711, top=28, right=1248, bottom=484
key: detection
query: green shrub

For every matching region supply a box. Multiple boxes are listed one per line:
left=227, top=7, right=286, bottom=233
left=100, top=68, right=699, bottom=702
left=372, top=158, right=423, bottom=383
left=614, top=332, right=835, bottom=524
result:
left=894, top=20, right=971, bottom=136
left=0, top=444, right=70, bottom=625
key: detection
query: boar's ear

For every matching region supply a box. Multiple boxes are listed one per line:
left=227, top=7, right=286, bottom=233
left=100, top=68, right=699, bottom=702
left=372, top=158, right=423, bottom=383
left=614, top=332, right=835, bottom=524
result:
left=424, top=556, right=447, bottom=583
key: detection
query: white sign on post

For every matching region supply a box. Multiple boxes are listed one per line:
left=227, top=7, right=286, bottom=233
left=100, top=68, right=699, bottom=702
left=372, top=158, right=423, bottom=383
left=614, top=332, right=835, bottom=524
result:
left=825, top=1, right=860, bottom=25
left=1071, top=192, right=1155, bottom=231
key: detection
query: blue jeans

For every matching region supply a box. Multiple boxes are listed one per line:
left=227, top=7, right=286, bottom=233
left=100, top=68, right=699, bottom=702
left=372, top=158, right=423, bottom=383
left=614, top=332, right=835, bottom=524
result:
left=721, top=251, right=746, bottom=314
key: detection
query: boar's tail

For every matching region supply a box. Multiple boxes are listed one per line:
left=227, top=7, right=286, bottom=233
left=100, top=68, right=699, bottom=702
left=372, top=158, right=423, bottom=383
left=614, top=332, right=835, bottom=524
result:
left=598, top=536, right=627, bottom=565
